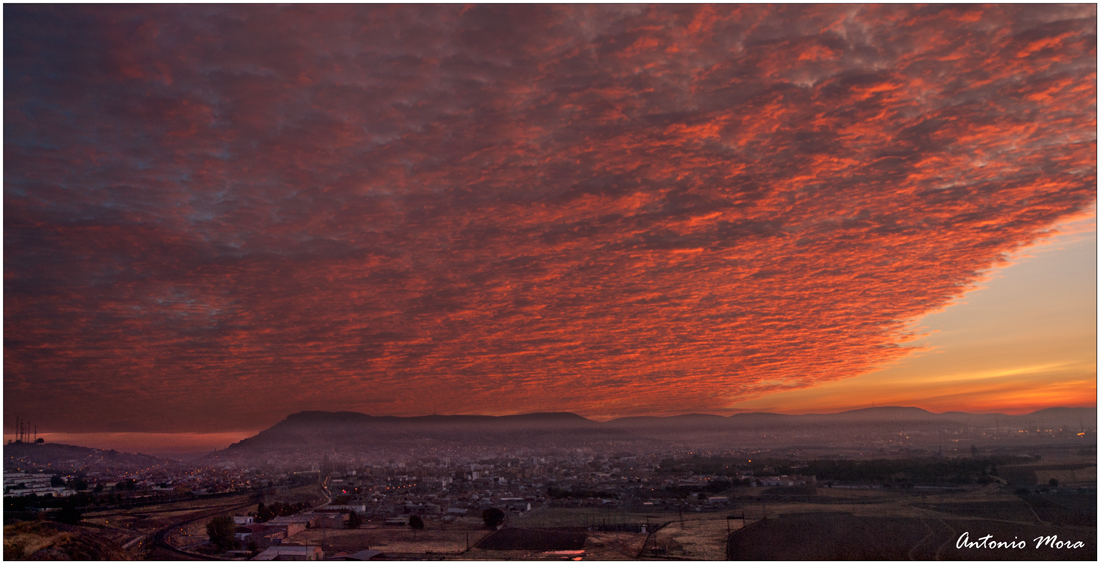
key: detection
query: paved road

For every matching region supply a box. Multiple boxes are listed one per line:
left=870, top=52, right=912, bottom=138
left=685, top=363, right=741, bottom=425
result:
left=149, top=500, right=256, bottom=560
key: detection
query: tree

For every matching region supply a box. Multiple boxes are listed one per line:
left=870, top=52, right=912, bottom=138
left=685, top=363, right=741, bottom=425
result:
left=409, top=515, right=424, bottom=530
left=50, top=475, right=65, bottom=488
left=54, top=502, right=82, bottom=525
left=482, top=507, right=505, bottom=529
left=346, top=512, right=362, bottom=529
left=1049, top=478, right=1059, bottom=487
left=206, top=515, right=236, bottom=551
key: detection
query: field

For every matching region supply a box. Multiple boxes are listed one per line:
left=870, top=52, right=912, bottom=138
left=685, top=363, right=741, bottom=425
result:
left=1020, top=493, right=1097, bottom=527
left=644, top=513, right=742, bottom=560
left=725, top=481, right=1096, bottom=561
left=727, top=512, right=1096, bottom=560
left=912, top=501, right=1038, bottom=522
left=293, top=518, right=493, bottom=557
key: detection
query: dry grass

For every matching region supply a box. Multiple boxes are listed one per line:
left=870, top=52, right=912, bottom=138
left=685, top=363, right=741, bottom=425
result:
left=290, top=523, right=493, bottom=556
left=648, top=514, right=740, bottom=560
left=4, top=522, right=71, bottom=560
left=3, top=521, right=133, bottom=560
left=583, top=531, right=649, bottom=560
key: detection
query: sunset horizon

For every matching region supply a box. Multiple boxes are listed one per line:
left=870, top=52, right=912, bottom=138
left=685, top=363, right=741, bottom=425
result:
left=5, top=5, right=1096, bottom=453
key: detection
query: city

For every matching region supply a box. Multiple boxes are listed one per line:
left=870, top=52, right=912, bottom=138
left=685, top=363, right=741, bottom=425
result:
left=4, top=4, right=1095, bottom=561
left=4, top=408, right=1096, bottom=559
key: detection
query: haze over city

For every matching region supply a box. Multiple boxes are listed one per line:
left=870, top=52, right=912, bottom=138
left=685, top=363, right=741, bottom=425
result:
left=4, top=4, right=1096, bottom=455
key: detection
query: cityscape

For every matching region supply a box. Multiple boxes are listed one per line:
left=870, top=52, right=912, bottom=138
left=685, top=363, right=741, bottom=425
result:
left=5, top=407, right=1097, bottom=559
left=4, top=4, right=1096, bottom=561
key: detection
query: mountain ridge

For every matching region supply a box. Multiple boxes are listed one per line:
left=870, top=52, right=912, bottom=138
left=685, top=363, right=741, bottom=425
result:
left=211, top=406, right=1096, bottom=460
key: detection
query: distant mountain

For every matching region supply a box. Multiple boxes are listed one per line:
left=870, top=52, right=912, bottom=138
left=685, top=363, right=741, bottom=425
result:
left=608, top=406, right=1098, bottom=445
left=1013, top=407, right=1097, bottom=428
left=607, top=413, right=728, bottom=431
left=221, top=410, right=626, bottom=459
left=827, top=406, right=939, bottom=419
left=1025, top=406, right=1097, bottom=419
left=209, top=406, right=1097, bottom=464
left=607, top=406, right=948, bottom=431
left=3, top=441, right=175, bottom=473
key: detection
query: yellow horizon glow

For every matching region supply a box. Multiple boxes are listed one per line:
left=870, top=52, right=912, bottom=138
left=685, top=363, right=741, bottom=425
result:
left=731, top=213, right=1097, bottom=415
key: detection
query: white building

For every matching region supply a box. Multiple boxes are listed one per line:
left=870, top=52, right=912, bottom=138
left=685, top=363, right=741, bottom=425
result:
left=252, top=545, right=323, bottom=561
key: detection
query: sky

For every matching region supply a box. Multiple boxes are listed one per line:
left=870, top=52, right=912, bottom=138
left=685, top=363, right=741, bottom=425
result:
left=4, top=5, right=1097, bottom=451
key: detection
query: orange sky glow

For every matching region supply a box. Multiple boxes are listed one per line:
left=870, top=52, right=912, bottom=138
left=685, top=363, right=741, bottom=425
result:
left=4, top=5, right=1096, bottom=451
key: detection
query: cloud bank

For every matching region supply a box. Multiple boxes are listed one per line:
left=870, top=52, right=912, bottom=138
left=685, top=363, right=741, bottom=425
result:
left=5, top=5, right=1095, bottom=432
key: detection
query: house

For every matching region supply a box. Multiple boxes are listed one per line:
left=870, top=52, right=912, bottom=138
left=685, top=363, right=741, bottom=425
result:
left=251, top=545, right=324, bottom=560
left=310, top=512, right=348, bottom=529
left=268, top=514, right=316, bottom=536
left=321, top=504, right=367, bottom=514
left=236, top=524, right=287, bottom=549
left=759, top=474, right=816, bottom=487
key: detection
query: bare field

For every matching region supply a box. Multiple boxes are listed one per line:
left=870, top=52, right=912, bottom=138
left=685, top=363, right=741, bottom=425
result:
left=289, top=519, right=494, bottom=557
left=1035, top=467, right=1097, bottom=485
left=582, top=531, right=650, bottom=560
left=728, top=513, right=1097, bottom=560
left=510, top=507, right=668, bottom=529
left=646, top=513, right=742, bottom=560
left=493, top=508, right=740, bottom=560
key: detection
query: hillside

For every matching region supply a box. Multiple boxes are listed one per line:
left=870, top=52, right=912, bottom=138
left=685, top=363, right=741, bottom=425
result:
left=3, top=521, right=134, bottom=560
left=222, top=410, right=635, bottom=458
left=3, top=442, right=176, bottom=474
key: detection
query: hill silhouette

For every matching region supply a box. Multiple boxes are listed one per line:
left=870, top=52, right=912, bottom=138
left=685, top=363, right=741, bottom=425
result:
left=205, top=406, right=1096, bottom=464
left=4, top=441, right=175, bottom=474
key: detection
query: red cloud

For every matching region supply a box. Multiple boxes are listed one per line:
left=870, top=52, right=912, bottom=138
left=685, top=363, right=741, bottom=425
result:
left=5, top=4, right=1095, bottom=432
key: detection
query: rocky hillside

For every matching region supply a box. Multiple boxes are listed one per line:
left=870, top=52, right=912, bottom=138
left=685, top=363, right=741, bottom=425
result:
left=3, top=521, right=134, bottom=560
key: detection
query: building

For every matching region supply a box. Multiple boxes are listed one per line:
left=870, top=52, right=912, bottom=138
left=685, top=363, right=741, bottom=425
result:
left=251, top=545, right=324, bottom=560
left=236, top=524, right=287, bottom=549
left=310, top=511, right=348, bottom=529
left=319, top=504, right=366, bottom=514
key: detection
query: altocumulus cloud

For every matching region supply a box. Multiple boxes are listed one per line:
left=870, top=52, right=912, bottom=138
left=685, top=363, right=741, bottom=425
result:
left=4, top=4, right=1095, bottom=432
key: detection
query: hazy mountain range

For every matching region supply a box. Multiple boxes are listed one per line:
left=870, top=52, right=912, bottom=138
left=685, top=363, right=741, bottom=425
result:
left=8, top=407, right=1092, bottom=470
left=210, top=406, right=1096, bottom=461
left=4, top=441, right=182, bottom=473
